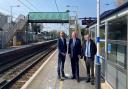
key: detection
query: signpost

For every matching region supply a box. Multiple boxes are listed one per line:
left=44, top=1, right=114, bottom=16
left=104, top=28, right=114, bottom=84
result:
left=96, top=0, right=101, bottom=89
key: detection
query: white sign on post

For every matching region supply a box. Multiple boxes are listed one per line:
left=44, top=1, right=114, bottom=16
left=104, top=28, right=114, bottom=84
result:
left=108, top=44, right=111, bottom=53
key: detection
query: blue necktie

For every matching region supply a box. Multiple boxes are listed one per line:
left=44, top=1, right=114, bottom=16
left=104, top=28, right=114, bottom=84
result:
left=73, top=39, right=75, bottom=47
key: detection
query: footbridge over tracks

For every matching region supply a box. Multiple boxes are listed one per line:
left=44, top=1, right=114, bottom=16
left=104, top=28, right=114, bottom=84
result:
left=28, top=12, right=69, bottom=23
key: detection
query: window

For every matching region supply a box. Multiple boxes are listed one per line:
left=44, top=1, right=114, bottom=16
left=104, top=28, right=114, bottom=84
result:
left=117, top=44, right=127, bottom=68
left=108, top=16, right=127, bottom=41
left=108, top=43, right=117, bottom=63
left=100, top=24, right=105, bottom=40
left=100, top=42, right=105, bottom=57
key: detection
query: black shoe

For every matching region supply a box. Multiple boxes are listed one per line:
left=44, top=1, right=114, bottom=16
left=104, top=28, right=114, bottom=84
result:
left=91, top=81, right=94, bottom=85
left=77, top=78, right=80, bottom=83
left=58, top=77, right=63, bottom=81
left=62, top=74, right=66, bottom=78
left=71, top=76, right=75, bottom=79
left=86, top=78, right=90, bottom=83
left=62, top=73, right=65, bottom=77
left=90, top=78, right=94, bottom=85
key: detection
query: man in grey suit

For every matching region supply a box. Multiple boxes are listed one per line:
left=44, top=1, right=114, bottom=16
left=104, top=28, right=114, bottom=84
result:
left=68, top=31, right=81, bottom=82
left=57, top=31, right=67, bottom=80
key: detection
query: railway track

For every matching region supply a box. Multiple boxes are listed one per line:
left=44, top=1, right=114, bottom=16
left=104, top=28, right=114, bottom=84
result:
left=0, top=43, right=56, bottom=89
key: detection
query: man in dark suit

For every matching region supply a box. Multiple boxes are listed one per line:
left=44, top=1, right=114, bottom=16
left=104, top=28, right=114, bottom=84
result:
left=82, top=34, right=97, bottom=85
left=68, top=31, right=81, bottom=82
left=57, top=31, right=67, bottom=80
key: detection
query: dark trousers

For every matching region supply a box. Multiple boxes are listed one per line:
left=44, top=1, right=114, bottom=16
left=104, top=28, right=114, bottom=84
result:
left=84, top=57, right=94, bottom=80
left=71, top=56, right=79, bottom=79
left=57, top=55, right=65, bottom=77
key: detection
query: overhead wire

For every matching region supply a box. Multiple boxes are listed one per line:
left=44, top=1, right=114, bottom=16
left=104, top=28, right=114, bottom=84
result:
left=54, top=0, right=60, bottom=12
left=17, top=0, right=34, bottom=11
left=54, top=0, right=65, bottom=32
left=25, top=0, right=44, bottom=22
left=25, top=0, right=38, bottom=11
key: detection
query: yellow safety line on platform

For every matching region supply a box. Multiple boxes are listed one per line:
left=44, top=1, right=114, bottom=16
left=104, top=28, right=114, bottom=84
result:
left=59, top=81, right=63, bottom=89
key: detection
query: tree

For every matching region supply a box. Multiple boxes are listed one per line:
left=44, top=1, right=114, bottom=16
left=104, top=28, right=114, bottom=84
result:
left=48, top=30, right=58, bottom=39
left=80, top=27, right=88, bottom=36
left=32, top=23, right=41, bottom=34
left=80, top=27, right=88, bottom=41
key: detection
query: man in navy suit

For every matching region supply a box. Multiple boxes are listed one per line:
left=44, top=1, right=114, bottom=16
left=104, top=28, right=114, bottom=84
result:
left=82, top=34, right=97, bottom=85
left=57, top=31, right=67, bottom=80
left=68, top=31, right=81, bottom=82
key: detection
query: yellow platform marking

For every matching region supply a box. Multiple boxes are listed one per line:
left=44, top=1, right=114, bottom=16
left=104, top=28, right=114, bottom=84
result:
left=59, top=81, right=63, bottom=89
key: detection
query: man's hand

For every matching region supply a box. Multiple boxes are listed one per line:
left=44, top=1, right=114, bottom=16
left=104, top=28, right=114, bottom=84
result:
left=69, top=54, right=71, bottom=58
left=61, top=53, right=66, bottom=56
left=80, top=55, right=83, bottom=59
left=78, top=55, right=82, bottom=59
left=78, top=55, right=81, bottom=59
left=80, top=56, right=83, bottom=59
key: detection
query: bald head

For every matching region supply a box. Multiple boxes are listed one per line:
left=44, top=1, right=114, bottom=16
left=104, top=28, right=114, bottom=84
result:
left=72, top=31, right=77, bottom=39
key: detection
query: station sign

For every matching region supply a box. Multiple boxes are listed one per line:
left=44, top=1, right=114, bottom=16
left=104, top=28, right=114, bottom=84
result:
left=108, top=44, right=111, bottom=53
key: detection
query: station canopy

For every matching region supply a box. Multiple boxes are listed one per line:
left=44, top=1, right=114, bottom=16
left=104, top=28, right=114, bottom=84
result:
left=28, top=12, right=69, bottom=23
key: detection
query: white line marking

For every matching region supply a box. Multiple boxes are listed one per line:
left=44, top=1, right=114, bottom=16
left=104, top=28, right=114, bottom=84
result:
left=20, top=50, right=57, bottom=89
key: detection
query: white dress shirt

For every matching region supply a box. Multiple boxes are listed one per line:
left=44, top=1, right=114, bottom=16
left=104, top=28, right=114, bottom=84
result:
left=85, top=41, right=91, bottom=57
left=73, top=38, right=76, bottom=47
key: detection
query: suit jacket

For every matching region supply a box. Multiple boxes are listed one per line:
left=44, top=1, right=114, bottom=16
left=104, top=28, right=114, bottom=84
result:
left=82, top=39, right=97, bottom=58
left=68, top=38, right=81, bottom=58
left=57, top=38, right=67, bottom=57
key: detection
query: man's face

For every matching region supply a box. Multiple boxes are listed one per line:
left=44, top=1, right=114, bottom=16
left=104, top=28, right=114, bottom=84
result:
left=60, top=32, right=64, bottom=37
left=86, top=35, right=91, bottom=41
left=72, top=32, right=77, bottom=39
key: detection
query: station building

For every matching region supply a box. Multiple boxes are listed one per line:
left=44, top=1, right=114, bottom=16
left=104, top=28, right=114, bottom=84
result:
left=89, top=2, right=128, bottom=89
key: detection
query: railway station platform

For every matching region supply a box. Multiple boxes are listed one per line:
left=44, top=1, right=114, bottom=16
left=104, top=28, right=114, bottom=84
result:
left=20, top=50, right=110, bottom=89
left=0, top=41, right=51, bottom=55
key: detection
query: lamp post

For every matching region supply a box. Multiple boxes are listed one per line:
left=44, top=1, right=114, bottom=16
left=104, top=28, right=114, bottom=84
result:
left=10, top=5, right=20, bottom=25
left=96, top=0, right=101, bottom=89
left=66, top=5, right=82, bottom=40
left=66, top=5, right=78, bottom=30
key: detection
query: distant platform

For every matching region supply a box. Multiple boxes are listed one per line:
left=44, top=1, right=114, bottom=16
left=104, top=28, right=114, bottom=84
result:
left=0, top=40, right=51, bottom=55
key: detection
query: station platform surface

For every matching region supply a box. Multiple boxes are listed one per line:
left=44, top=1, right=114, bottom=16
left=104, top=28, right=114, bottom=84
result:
left=21, top=50, right=98, bottom=89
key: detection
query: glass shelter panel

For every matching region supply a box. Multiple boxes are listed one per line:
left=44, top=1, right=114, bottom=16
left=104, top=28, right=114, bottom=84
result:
left=107, top=16, right=127, bottom=89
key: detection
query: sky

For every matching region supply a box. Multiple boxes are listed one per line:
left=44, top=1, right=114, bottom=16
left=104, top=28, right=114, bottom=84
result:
left=0, top=0, right=117, bottom=31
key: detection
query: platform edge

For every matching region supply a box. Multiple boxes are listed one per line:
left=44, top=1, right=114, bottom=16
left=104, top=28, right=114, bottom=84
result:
left=20, top=50, right=57, bottom=89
